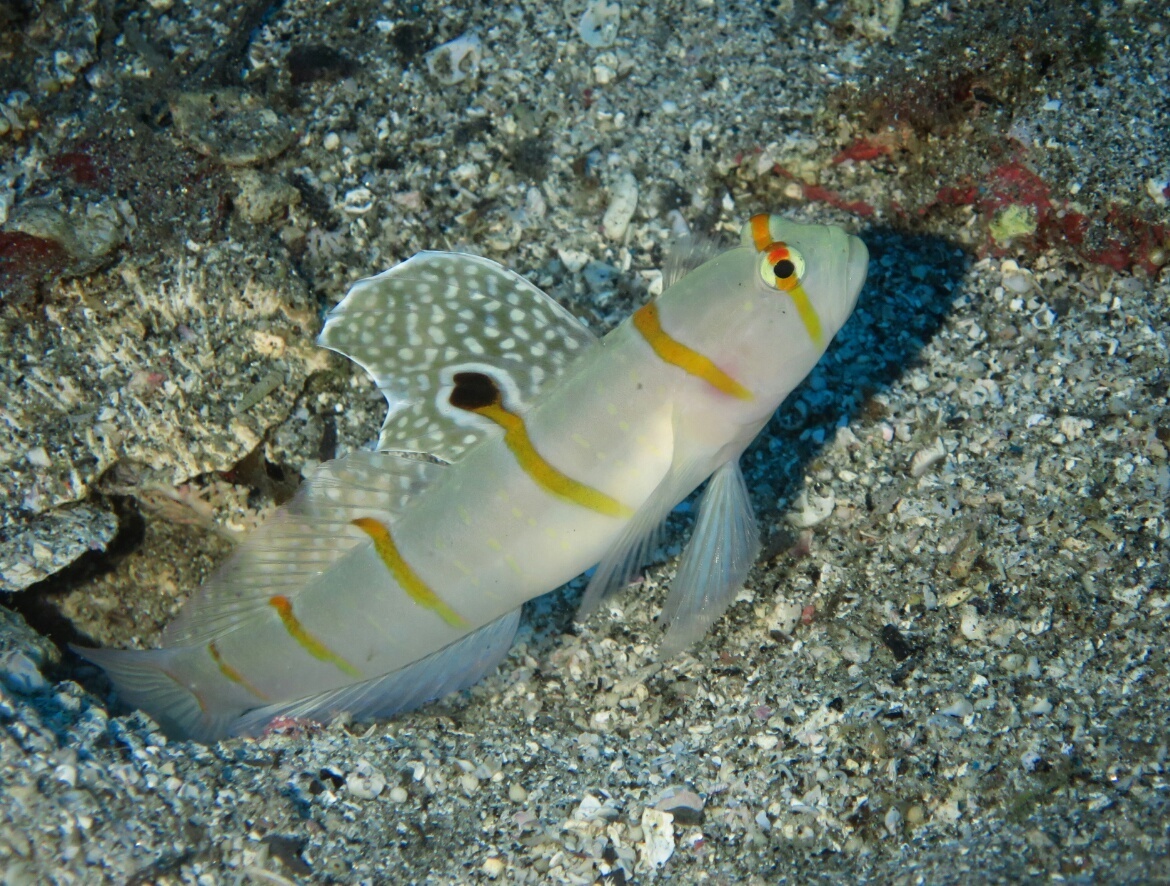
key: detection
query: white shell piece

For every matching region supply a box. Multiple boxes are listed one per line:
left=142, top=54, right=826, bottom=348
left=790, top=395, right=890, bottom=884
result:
left=426, top=33, right=482, bottom=85
left=602, top=172, right=638, bottom=241
left=342, top=187, right=375, bottom=215
left=786, top=488, right=836, bottom=528
left=908, top=438, right=947, bottom=477
left=639, top=808, right=675, bottom=868
left=578, top=0, right=621, bottom=48
left=769, top=599, right=803, bottom=636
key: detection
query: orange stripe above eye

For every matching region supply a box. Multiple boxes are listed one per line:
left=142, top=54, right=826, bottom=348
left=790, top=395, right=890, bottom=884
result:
left=633, top=302, right=754, bottom=401
left=269, top=595, right=361, bottom=677
left=750, top=213, right=773, bottom=251
left=351, top=517, right=469, bottom=627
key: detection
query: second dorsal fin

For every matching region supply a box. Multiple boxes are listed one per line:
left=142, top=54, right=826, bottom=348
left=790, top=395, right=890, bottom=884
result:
left=319, top=252, right=601, bottom=463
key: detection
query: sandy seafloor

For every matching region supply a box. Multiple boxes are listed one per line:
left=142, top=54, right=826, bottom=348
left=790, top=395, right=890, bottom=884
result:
left=1, top=0, right=1168, bottom=882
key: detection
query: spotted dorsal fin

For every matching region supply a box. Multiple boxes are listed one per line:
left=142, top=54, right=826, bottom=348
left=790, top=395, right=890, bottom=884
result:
left=319, top=252, right=601, bottom=462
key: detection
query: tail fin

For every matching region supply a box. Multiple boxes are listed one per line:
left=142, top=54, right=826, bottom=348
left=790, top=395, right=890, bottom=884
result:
left=72, top=645, right=232, bottom=743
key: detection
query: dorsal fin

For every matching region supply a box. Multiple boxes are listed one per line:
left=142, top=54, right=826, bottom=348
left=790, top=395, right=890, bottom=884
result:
left=319, top=252, right=601, bottom=463
left=663, top=235, right=728, bottom=288
left=161, top=451, right=443, bottom=647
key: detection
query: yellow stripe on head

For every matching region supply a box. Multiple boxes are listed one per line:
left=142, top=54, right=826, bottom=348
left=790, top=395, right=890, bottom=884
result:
left=632, top=302, right=754, bottom=400
left=758, top=235, right=824, bottom=348
left=351, top=517, right=469, bottom=627
left=786, top=282, right=824, bottom=348
left=447, top=372, right=635, bottom=518
left=268, top=595, right=361, bottom=677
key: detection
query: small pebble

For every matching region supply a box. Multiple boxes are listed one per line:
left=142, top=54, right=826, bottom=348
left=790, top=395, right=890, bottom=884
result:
left=602, top=172, right=638, bottom=241
left=884, top=806, right=903, bottom=837
left=579, top=0, right=621, bottom=48
left=938, top=699, right=973, bottom=718
left=482, top=857, right=505, bottom=878
left=426, top=33, right=482, bottom=85
left=346, top=760, right=386, bottom=800
left=653, top=787, right=704, bottom=825
left=909, top=438, right=947, bottom=477
left=787, top=488, right=836, bottom=528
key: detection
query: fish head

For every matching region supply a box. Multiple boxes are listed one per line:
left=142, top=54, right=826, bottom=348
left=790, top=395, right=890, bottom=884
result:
left=738, top=212, right=868, bottom=343
left=651, top=213, right=868, bottom=423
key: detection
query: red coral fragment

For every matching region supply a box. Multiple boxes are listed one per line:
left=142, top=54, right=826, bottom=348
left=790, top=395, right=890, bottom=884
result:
left=772, top=166, right=876, bottom=216
left=1054, top=211, right=1089, bottom=247
left=51, top=147, right=108, bottom=187
left=802, top=184, right=876, bottom=216
left=981, top=161, right=1052, bottom=227
left=832, top=138, right=892, bottom=164
left=0, top=231, right=64, bottom=263
left=935, top=184, right=978, bottom=206
left=0, top=232, right=70, bottom=307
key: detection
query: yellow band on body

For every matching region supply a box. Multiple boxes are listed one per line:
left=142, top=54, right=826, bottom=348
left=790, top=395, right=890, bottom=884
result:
left=473, top=404, right=635, bottom=518
left=632, top=302, right=754, bottom=400
left=351, top=517, right=469, bottom=627
left=208, top=640, right=270, bottom=700
left=268, top=594, right=361, bottom=677
left=787, top=282, right=824, bottom=348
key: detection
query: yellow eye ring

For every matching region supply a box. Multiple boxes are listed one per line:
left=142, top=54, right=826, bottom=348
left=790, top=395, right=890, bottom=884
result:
left=758, top=243, right=805, bottom=291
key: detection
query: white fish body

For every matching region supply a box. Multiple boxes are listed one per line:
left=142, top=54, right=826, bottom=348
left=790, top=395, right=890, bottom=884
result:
left=80, top=214, right=868, bottom=741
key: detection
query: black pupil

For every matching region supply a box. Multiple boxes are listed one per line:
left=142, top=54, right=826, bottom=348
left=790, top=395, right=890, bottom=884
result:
left=773, top=259, right=796, bottom=279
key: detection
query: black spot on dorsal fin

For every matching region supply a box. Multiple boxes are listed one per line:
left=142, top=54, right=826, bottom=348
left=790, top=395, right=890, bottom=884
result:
left=449, top=371, right=500, bottom=411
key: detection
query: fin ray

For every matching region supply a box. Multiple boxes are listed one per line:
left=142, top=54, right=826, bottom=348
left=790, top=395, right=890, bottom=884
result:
left=575, top=455, right=703, bottom=619
left=72, top=645, right=234, bottom=743
left=663, top=235, right=728, bottom=288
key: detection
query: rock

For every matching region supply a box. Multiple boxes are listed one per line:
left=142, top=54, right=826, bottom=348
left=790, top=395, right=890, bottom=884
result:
left=0, top=504, right=117, bottom=593
left=232, top=169, right=301, bottom=224
left=653, top=786, right=704, bottom=825
left=171, top=90, right=296, bottom=167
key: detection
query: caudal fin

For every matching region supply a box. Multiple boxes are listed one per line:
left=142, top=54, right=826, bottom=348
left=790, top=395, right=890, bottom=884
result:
left=72, top=645, right=232, bottom=743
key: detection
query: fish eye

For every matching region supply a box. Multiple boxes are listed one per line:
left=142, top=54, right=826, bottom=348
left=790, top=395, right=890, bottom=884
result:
left=758, top=243, right=806, bottom=291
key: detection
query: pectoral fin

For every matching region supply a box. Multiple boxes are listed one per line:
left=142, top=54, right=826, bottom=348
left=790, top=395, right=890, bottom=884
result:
left=657, top=459, right=760, bottom=657
left=575, top=458, right=703, bottom=620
